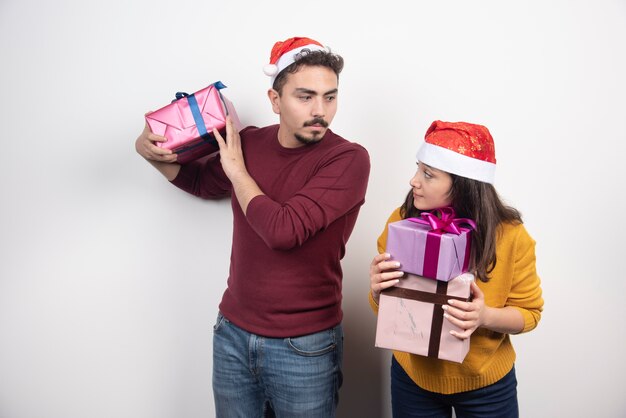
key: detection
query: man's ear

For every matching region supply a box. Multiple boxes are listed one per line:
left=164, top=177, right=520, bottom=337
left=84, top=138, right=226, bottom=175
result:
left=267, top=88, right=280, bottom=115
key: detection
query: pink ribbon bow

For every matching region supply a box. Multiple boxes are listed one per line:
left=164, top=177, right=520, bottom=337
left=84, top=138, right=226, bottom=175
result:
left=406, top=207, right=476, bottom=235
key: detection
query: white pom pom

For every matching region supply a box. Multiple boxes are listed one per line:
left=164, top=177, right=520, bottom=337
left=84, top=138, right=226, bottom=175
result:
left=263, top=64, right=278, bottom=77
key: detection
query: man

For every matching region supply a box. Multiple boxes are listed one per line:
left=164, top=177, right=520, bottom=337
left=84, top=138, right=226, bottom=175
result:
left=135, top=36, right=370, bottom=417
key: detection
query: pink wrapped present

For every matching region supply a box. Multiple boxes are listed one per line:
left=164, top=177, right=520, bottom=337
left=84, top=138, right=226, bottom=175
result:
left=375, top=273, right=474, bottom=363
left=386, top=207, right=476, bottom=282
left=145, top=81, right=242, bottom=164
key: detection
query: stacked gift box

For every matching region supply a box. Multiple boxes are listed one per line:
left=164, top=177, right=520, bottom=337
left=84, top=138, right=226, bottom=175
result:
left=375, top=207, right=476, bottom=363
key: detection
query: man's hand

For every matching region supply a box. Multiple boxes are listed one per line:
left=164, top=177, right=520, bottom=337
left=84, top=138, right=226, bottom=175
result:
left=135, top=114, right=181, bottom=181
left=213, top=117, right=248, bottom=180
left=212, top=117, right=263, bottom=214
left=135, top=119, right=178, bottom=163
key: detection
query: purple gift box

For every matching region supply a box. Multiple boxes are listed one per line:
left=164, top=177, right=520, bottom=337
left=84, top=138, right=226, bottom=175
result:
left=386, top=208, right=475, bottom=282
left=375, top=273, right=474, bottom=363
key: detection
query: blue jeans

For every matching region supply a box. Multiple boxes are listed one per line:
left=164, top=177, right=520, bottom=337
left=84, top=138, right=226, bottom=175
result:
left=212, top=313, right=343, bottom=418
left=391, top=357, right=519, bottom=418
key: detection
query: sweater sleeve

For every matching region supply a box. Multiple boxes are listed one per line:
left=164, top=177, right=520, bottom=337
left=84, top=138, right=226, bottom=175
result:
left=506, top=224, right=544, bottom=333
left=245, top=144, right=370, bottom=250
left=170, top=152, right=232, bottom=199
left=376, top=208, right=402, bottom=255
left=169, top=127, right=264, bottom=198
left=369, top=208, right=403, bottom=315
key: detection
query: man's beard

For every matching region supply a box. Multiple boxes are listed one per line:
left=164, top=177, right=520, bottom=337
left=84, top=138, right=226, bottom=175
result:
left=295, top=117, right=329, bottom=145
left=294, top=132, right=324, bottom=145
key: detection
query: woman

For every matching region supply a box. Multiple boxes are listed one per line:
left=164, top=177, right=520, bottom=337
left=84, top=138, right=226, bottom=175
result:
left=369, top=120, right=544, bottom=417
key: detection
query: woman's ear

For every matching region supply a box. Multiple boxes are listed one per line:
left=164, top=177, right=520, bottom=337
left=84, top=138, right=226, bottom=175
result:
left=267, top=88, right=280, bottom=115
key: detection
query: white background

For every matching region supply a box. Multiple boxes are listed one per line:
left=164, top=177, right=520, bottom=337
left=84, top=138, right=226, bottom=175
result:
left=1, top=1, right=625, bottom=417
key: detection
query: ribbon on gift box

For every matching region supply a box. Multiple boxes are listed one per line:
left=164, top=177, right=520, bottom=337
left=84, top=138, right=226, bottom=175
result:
left=406, top=207, right=476, bottom=279
left=171, top=81, right=230, bottom=145
left=383, top=280, right=469, bottom=359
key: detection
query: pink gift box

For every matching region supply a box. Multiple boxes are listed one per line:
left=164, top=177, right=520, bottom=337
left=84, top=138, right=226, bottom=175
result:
left=145, top=81, right=242, bottom=164
left=375, top=273, right=474, bottom=363
left=386, top=211, right=474, bottom=282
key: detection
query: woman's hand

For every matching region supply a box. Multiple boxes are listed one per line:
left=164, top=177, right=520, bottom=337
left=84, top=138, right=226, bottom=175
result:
left=443, top=280, right=525, bottom=339
left=442, top=281, right=486, bottom=340
left=369, top=253, right=404, bottom=304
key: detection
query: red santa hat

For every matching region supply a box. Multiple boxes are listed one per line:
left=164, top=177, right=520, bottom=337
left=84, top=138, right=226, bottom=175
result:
left=263, top=36, right=328, bottom=85
left=416, top=120, right=497, bottom=184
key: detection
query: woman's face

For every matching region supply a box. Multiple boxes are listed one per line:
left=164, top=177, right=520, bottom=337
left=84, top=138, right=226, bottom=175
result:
left=410, top=162, right=453, bottom=211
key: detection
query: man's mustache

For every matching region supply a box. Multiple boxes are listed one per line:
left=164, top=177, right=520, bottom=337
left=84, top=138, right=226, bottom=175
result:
left=303, top=118, right=329, bottom=128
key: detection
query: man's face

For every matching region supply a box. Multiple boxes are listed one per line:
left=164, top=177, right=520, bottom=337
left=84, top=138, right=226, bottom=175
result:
left=269, top=65, right=338, bottom=148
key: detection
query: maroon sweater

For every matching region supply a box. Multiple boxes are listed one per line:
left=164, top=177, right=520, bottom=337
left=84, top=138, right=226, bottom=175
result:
left=171, top=125, right=370, bottom=337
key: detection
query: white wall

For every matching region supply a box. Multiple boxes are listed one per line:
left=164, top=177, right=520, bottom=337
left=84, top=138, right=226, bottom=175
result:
left=1, top=1, right=624, bottom=417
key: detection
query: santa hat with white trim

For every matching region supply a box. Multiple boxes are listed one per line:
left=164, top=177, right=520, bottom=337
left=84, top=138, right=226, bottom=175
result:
left=263, top=36, right=328, bottom=86
left=416, top=120, right=497, bottom=184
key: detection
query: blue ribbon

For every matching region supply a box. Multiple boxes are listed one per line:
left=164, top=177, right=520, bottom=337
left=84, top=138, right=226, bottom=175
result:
left=187, top=94, right=208, bottom=137
left=172, top=81, right=228, bottom=141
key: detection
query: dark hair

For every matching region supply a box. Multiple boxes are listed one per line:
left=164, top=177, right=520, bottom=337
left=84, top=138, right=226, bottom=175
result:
left=272, top=49, right=344, bottom=94
left=399, top=174, right=522, bottom=282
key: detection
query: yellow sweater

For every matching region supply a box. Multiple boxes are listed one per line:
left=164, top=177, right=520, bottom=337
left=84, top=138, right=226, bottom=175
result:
left=369, top=208, right=543, bottom=394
